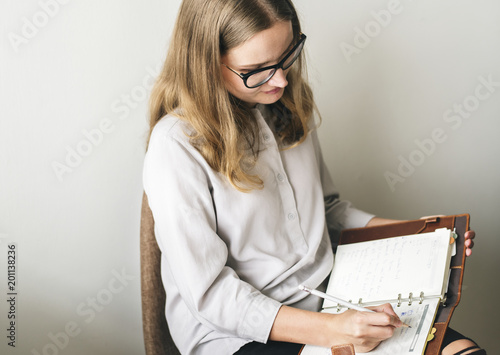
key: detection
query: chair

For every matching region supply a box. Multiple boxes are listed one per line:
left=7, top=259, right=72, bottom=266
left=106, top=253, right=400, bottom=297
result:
left=140, top=192, right=181, bottom=355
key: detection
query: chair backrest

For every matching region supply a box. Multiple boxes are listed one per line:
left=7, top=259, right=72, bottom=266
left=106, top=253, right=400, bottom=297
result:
left=140, top=192, right=181, bottom=355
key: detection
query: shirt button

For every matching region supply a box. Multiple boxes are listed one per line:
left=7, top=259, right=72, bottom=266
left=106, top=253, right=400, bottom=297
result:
left=287, top=212, right=296, bottom=221
left=263, top=133, right=271, bottom=142
left=277, top=173, right=285, bottom=182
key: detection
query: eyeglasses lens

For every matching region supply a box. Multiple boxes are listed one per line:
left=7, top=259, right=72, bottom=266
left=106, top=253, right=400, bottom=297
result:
left=246, top=70, right=276, bottom=88
left=245, top=39, right=304, bottom=88
left=283, top=41, right=304, bottom=70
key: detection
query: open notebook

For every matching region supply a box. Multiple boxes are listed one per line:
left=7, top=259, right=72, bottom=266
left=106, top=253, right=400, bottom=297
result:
left=301, top=228, right=456, bottom=355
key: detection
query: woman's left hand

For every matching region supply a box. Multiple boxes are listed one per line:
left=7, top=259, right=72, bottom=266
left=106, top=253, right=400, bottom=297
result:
left=419, top=215, right=476, bottom=257
left=464, top=230, right=475, bottom=257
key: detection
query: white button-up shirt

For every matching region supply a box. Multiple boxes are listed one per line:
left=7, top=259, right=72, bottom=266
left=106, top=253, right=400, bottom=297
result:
left=143, top=105, right=374, bottom=355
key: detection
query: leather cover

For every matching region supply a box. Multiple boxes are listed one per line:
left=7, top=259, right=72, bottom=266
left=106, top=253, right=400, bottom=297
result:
left=333, top=214, right=470, bottom=355
left=331, top=344, right=356, bottom=355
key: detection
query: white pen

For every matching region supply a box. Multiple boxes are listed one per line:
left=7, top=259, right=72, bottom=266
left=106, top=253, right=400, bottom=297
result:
left=298, top=285, right=411, bottom=327
left=299, top=285, right=374, bottom=313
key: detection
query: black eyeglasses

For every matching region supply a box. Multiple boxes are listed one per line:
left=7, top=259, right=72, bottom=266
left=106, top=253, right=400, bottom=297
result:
left=223, top=33, right=306, bottom=89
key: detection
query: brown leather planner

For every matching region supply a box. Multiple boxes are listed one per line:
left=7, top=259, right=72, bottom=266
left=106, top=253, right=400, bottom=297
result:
left=325, top=214, right=470, bottom=355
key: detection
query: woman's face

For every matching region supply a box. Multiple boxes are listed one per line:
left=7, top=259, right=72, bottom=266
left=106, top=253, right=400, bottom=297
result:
left=221, top=21, right=294, bottom=106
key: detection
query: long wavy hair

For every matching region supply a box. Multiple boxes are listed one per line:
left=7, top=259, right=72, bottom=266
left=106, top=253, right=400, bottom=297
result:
left=149, top=0, right=317, bottom=191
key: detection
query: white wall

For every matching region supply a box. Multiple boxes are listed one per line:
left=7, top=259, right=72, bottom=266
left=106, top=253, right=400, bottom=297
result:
left=0, top=0, right=497, bottom=354
left=298, top=0, right=499, bottom=352
left=1, top=1, right=181, bottom=354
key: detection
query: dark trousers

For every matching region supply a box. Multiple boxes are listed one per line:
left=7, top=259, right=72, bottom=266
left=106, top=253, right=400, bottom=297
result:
left=234, top=327, right=479, bottom=354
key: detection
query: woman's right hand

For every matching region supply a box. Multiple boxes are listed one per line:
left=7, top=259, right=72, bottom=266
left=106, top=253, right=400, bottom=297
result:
left=326, top=303, right=403, bottom=352
left=269, top=303, right=403, bottom=351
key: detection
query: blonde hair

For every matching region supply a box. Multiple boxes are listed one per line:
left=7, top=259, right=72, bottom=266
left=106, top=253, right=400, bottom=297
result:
left=149, top=0, right=317, bottom=191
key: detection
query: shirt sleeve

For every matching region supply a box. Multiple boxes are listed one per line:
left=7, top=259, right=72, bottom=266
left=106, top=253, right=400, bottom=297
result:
left=310, top=130, right=374, bottom=249
left=143, top=123, right=281, bottom=343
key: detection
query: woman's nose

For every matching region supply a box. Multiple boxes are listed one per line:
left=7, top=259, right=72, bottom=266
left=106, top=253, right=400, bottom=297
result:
left=268, top=68, right=288, bottom=88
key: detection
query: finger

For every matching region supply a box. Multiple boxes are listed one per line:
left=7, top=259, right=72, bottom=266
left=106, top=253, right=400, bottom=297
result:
left=363, top=320, right=398, bottom=340
left=370, top=303, right=398, bottom=317
left=348, top=311, right=399, bottom=343
left=370, top=303, right=403, bottom=320
left=465, top=239, right=474, bottom=248
left=465, top=230, right=475, bottom=240
left=466, top=248, right=472, bottom=257
left=352, top=320, right=397, bottom=343
left=364, top=308, right=402, bottom=328
left=419, top=215, right=445, bottom=220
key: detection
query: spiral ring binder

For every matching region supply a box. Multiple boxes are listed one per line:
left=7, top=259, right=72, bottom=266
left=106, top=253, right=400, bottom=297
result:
left=331, top=291, right=431, bottom=311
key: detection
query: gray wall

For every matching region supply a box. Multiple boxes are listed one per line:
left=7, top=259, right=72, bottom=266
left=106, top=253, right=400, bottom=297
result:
left=302, top=0, right=499, bottom=352
left=1, top=0, right=497, bottom=354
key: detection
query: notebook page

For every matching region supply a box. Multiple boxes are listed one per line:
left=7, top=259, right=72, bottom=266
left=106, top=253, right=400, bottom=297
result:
left=301, top=298, right=440, bottom=355
left=324, top=229, right=452, bottom=306
left=356, top=298, right=440, bottom=355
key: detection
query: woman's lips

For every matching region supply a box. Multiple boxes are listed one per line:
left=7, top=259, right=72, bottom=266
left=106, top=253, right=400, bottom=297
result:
left=264, top=87, right=282, bottom=95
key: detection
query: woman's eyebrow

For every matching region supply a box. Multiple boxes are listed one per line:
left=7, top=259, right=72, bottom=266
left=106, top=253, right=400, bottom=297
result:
left=238, top=60, right=273, bottom=70
left=237, top=37, right=295, bottom=69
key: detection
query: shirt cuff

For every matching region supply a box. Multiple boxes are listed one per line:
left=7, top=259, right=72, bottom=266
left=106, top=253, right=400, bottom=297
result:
left=342, top=207, right=375, bottom=230
left=239, top=294, right=282, bottom=343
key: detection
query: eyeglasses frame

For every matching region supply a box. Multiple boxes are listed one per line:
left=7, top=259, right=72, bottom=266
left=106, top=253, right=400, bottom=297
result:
left=223, top=33, right=307, bottom=89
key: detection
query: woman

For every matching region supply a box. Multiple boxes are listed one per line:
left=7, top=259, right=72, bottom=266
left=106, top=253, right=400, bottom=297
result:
left=143, top=0, right=482, bottom=354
